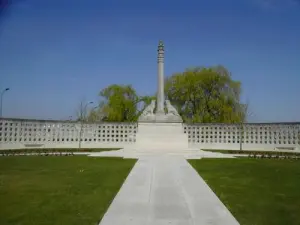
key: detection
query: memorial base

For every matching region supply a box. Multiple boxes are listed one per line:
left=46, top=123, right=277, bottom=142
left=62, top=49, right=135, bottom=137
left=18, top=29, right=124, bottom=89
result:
left=132, top=122, right=189, bottom=151
left=138, top=113, right=183, bottom=123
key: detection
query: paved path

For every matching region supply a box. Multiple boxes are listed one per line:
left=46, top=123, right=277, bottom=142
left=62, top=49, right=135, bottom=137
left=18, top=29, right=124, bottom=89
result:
left=99, top=156, right=239, bottom=225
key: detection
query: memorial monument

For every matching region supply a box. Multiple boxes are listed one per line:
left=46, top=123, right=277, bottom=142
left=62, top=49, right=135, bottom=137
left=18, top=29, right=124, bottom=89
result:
left=138, top=40, right=183, bottom=123
left=133, top=41, right=189, bottom=151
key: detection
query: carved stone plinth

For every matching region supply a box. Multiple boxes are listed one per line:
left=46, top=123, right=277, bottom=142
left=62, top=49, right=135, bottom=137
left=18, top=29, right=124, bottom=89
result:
left=138, top=111, right=183, bottom=123
left=138, top=114, right=156, bottom=123
left=134, top=122, right=189, bottom=151
left=165, top=114, right=183, bottom=123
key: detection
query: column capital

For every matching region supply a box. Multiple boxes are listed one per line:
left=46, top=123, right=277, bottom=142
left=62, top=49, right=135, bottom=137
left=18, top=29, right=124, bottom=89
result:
left=158, top=40, right=164, bottom=48
left=158, top=40, right=164, bottom=63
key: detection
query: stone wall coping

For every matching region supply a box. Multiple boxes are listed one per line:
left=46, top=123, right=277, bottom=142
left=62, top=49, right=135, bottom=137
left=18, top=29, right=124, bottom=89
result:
left=1, top=117, right=300, bottom=126
left=0, top=117, right=136, bottom=125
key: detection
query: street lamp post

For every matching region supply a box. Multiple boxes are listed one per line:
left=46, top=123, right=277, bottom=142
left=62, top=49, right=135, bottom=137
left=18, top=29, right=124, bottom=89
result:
left=0, top=88, right=10, bottom=118
left=78, top=101, right=93, bottom=150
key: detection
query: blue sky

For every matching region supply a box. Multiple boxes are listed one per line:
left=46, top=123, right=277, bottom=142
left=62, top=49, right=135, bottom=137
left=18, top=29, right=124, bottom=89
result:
left=0, top=0, right=300, bottom=122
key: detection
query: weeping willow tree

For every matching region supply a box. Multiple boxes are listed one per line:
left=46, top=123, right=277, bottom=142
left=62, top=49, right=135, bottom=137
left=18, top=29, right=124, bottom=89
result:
left=165, top=66, right=246, bottom=123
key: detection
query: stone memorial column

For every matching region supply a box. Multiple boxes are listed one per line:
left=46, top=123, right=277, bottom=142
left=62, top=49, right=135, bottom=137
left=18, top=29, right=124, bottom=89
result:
left=156, top=40, right=165, bottom=115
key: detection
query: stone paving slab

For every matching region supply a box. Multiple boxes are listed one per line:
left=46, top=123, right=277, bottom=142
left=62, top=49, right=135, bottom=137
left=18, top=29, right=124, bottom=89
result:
left=99, top=156, right=239, bottom=225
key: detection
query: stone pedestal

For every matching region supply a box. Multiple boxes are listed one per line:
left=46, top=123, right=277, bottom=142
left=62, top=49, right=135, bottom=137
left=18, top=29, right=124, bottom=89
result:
left=138, top=112, right=183, bottom=123
left=134, top=122, right=189, bottom=151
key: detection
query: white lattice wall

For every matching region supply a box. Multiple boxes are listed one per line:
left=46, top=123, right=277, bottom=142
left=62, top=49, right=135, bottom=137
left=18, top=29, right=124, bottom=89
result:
left=0, top=118, right=137, bottom=149
left=184, top=123, right=300, bottom=151
left=1, top=118, right=300, bottom=151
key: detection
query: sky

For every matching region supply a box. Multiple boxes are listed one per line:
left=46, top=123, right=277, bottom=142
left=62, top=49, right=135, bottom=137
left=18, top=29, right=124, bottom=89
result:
left=0, top=0, right=300, bottom=122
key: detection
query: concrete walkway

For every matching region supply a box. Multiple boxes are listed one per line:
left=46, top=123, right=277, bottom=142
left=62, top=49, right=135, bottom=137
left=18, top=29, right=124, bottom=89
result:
left=99, top=156, right=239, bottom=225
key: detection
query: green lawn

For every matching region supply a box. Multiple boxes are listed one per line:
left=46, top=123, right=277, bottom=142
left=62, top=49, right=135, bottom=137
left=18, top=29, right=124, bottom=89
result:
left=189, top=159, right=300, bottom=225
left=0, top=156, right=136, bottom=225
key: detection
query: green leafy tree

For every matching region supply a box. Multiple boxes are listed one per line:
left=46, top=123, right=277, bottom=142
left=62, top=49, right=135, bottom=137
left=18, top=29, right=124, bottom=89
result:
left=165, top=66, right=245, bottom=123
left=88, top=84, right=155, bottom=122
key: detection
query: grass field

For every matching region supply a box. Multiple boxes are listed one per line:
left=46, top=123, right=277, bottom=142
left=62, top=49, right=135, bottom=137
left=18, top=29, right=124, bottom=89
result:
left=189, top=158, right=300, bottom=225
left=0, top=156, right=136, bottom=225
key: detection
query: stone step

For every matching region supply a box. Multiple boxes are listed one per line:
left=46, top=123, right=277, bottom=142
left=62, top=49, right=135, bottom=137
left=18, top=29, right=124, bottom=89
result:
left=124, top=149, right=200, bottom=153
left=134, top=141, right=189, bottom=145
left=127, top=145, right=189, bottom=150
left=123, top=149, right=201, bottom=156
left=136, top=138, right=188, bottom=141
left=134, top=140, right=189, bottom=150
left=123, top=152, right=202, bottom=159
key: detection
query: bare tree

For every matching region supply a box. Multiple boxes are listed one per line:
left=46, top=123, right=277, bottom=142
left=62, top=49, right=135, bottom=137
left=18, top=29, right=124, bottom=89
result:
left=87, top=105, right=106, bottom=122
left=239, top=99, right=254, bottom=150
left=76, top=99, right=93, bottom=122
left=76, top=99, right=94, bottom=149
